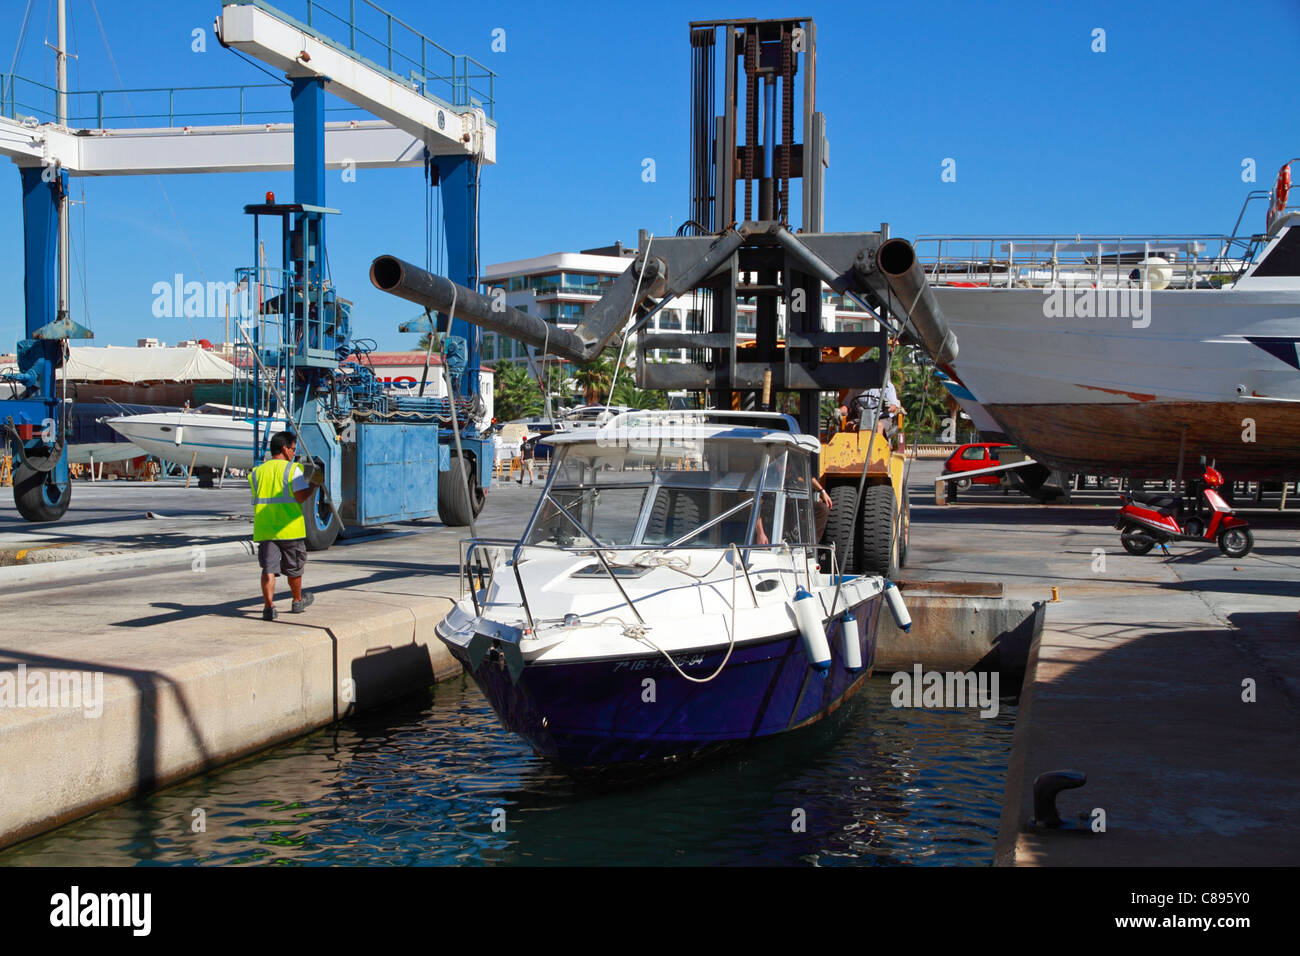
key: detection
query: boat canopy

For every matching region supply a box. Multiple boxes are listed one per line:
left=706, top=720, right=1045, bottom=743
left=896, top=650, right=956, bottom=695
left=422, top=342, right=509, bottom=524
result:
left=525, top=420, right=819, bottom=551
left=542, top=409, right=821, bottom=454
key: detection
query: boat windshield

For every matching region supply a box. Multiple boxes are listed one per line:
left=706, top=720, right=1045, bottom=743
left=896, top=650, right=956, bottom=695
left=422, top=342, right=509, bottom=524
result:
left=524, top=437, right=815, bottom=550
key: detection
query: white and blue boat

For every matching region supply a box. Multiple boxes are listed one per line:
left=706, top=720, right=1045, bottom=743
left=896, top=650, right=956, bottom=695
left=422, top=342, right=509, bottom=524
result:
left=438, top=410, right=903, bottom=774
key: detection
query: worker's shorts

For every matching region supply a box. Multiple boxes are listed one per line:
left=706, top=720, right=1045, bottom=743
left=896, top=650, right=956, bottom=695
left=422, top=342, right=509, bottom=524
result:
left=258, top=539, right=307, bottom=578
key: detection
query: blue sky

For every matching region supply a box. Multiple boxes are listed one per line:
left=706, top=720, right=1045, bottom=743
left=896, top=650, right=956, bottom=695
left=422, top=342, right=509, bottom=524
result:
left=3, top=0, right=1298, bottom=351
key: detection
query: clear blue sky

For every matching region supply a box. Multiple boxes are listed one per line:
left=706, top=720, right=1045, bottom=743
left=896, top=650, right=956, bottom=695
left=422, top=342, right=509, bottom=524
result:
left=3, top=0, right=1298, bottom=351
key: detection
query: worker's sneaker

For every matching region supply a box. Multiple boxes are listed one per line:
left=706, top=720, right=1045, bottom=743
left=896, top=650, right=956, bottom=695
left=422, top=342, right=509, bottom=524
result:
left=262, top=606, right=277, bottom=622
left=291, top=593, right=315, bottom=614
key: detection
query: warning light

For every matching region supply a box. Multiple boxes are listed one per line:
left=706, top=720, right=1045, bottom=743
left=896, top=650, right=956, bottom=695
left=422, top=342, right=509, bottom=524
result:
left=265, top=191, right=275, bottom=204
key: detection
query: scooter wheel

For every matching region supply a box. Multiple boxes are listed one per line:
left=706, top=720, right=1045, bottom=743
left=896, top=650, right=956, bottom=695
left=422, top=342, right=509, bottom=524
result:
left=1217, top=527, right=1253, bottom=558
left=1120, top=528, right=1155, bottom=556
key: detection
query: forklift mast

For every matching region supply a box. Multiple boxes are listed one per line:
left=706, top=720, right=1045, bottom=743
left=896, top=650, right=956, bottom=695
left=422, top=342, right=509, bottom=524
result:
left=371, top=18, right=957, bottom=436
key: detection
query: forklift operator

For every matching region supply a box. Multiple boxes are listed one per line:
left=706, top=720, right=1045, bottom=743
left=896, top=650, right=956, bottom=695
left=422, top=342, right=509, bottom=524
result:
left=837, top=380, right=901, bottom=437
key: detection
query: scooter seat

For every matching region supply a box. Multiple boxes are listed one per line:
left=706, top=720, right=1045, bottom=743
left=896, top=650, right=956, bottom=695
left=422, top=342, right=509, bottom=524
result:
left=1129, top=490, right=1180, bottom=514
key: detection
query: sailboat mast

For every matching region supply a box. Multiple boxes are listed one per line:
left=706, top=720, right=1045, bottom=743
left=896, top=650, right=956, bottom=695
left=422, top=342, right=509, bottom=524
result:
left=55, top=0, right=71, bottom=321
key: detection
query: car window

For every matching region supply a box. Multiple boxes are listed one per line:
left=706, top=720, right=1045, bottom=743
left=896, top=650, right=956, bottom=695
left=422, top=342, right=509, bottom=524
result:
left=961, top=446, right=986, bottom=460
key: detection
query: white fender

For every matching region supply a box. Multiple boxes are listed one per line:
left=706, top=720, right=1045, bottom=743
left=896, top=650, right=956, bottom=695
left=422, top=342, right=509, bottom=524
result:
left=884, top=580, right=911, bottom=632
left=841, top=610, right=863, bottom=672
left=792, top=587, right=831, bottom=672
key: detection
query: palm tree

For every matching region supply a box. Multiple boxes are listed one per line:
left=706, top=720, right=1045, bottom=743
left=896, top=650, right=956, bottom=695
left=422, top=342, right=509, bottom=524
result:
left=572, top=353, right=615, bottom=405
left=894, top=356, right=946, bottom=439
left=493, top=361, right=542, bottom=421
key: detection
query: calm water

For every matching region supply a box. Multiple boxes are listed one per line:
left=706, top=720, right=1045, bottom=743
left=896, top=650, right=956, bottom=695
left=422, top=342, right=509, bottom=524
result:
left=1, top=678, right=1016, bottom=866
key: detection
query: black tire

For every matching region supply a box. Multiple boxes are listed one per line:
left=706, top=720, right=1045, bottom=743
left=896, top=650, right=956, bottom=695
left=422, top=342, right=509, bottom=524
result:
left=438, top=456, right=475, bottom=527
left=1120, top=527, right=1155, bottom=556
left=13, top=458, right=71, bottom=522
left=303, top=486, right=342, bottom=551
left=897, top=484, right=910, bottom=569
left=470, top=469, right=487, bottom=517
left=856, top=483, right=898, bottom=578
left=955, top=478, right=971, bottom=491
left=645, top=489, right=701, bottom=543
left=821, top=484, right=858, bottom=574
left=1182, top=516, right=1205, bottom=539
left=1217, top=526, right=1253, bottom=558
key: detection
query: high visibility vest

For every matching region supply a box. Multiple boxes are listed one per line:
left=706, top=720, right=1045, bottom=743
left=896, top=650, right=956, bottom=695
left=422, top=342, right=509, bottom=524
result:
left=250, top=458, right=306, bottom=541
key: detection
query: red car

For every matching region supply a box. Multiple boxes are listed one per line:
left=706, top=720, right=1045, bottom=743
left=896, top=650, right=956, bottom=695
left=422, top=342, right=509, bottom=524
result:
left=944, top=442, right=1013, bottom=489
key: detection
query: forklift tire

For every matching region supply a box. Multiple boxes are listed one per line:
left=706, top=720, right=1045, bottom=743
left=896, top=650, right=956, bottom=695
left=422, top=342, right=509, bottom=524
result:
left=856, top=483, right=899, bottom=578
left=646, top=488, right=702, bottom=543
left=303, top=486, right=342, bottom=551
left=821, top=484, right=858, bottom=574
left=13, top=459, right=71, bottom=523
left=897, top=485, right=910, bottom=569
left=439, top=456, right=476, bottom=527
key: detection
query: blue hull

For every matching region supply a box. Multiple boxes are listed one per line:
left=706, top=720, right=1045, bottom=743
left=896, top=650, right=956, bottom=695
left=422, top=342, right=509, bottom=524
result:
left=445, top=594, right=883, bottom=771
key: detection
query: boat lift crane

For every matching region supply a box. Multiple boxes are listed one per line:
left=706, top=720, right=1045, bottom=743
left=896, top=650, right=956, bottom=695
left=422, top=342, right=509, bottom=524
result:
left=370, top=16, right=958, bottom=575
left=2, top=0, right=497, bottom=536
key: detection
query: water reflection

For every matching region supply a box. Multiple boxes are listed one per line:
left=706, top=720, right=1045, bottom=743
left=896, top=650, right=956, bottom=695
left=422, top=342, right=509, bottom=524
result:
left=1, top=678, right=1015, bottom=866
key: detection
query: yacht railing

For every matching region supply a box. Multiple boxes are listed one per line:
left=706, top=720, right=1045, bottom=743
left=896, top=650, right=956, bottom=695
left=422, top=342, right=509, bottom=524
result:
left=913, top=234, right=1262, bottom=290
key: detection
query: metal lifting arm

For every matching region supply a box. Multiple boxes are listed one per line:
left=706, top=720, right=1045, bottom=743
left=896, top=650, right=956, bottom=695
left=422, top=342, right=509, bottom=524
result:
left=373, top=230, right=958, bottom=369
left=371, top=253, right=666, bottom=364
left=876, top=238, right=959, bottom=365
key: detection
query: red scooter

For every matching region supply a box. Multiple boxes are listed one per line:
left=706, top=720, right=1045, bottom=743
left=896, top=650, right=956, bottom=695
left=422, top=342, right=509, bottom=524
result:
left=1115, top=461, right=1253, bottom=558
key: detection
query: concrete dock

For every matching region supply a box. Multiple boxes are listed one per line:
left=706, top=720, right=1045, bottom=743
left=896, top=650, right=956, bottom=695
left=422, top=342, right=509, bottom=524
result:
left=0, top=478, right=531, bottom=849
left=0, top=464, right=1297, bottom=864
left=901, top=463, right=1300, bottom=866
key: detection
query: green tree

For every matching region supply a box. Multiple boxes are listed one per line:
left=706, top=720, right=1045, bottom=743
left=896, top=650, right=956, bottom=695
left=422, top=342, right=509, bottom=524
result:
left=572, top=352, right=615, bottom=405
left=893, top=354, right=947, bottom=440
left=492, top=360, right=542, bottom=421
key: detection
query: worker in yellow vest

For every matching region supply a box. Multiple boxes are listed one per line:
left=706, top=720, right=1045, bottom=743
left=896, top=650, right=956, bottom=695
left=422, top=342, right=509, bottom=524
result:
left=251, top=431, right=322, bottom=621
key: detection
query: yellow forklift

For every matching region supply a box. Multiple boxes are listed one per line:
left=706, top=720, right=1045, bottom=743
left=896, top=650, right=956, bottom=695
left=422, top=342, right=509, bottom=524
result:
left=817, top=343, right=910, bottom=577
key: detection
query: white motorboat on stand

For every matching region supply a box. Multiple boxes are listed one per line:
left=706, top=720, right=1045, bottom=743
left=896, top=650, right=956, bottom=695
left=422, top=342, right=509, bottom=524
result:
left=104, top=405, right=285, bottom=471
left=919, top=162, right=1300, bottom=481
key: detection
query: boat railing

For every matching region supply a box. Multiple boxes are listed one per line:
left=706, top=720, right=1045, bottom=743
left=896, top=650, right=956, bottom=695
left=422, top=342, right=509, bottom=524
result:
left=458, top=537, right=842, bottom=629
left=914, top=234, right=1257, bottom=290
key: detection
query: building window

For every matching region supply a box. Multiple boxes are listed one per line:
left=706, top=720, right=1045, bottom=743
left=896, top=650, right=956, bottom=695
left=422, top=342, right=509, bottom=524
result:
left=482, top=335, right=496, bottom=361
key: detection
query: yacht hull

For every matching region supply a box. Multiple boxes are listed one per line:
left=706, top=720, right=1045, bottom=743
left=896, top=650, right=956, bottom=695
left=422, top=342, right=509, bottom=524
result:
left=443, top=594, right=883, bottom=771
left=104, top=412, right=281, bottom=470
left=933, top=286, right=1300, bottom=479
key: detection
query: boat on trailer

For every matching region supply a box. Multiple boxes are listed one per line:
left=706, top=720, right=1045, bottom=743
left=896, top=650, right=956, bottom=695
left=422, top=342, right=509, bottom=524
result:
left=438, top=410, right=908, bottom=775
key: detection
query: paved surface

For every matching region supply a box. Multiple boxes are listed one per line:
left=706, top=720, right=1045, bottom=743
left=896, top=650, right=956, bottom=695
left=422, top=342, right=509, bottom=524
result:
left=0, top=479, right=253, bottom=564
left=0, top=474, right=538, bottom=623
left=904, top=460, right=1300, bottom=866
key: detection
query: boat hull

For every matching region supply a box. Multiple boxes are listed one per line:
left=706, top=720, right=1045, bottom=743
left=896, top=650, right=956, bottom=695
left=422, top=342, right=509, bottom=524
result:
left=933, top=286, right=1300, bottom=479
left=104, top=413, right=278, bottom=470
left=987, top=400, right=1300, bottom=480
left=444, top=594, right=883, bottom=772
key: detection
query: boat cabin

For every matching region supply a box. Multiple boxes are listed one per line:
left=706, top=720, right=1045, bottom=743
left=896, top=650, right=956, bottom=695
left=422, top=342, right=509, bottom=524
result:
left=524, top=411, right=822, bottom=551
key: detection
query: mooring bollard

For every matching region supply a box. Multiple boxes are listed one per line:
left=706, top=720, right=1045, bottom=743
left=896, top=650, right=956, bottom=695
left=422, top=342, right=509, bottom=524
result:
left=1030, top=769, right=1087, bottom=829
